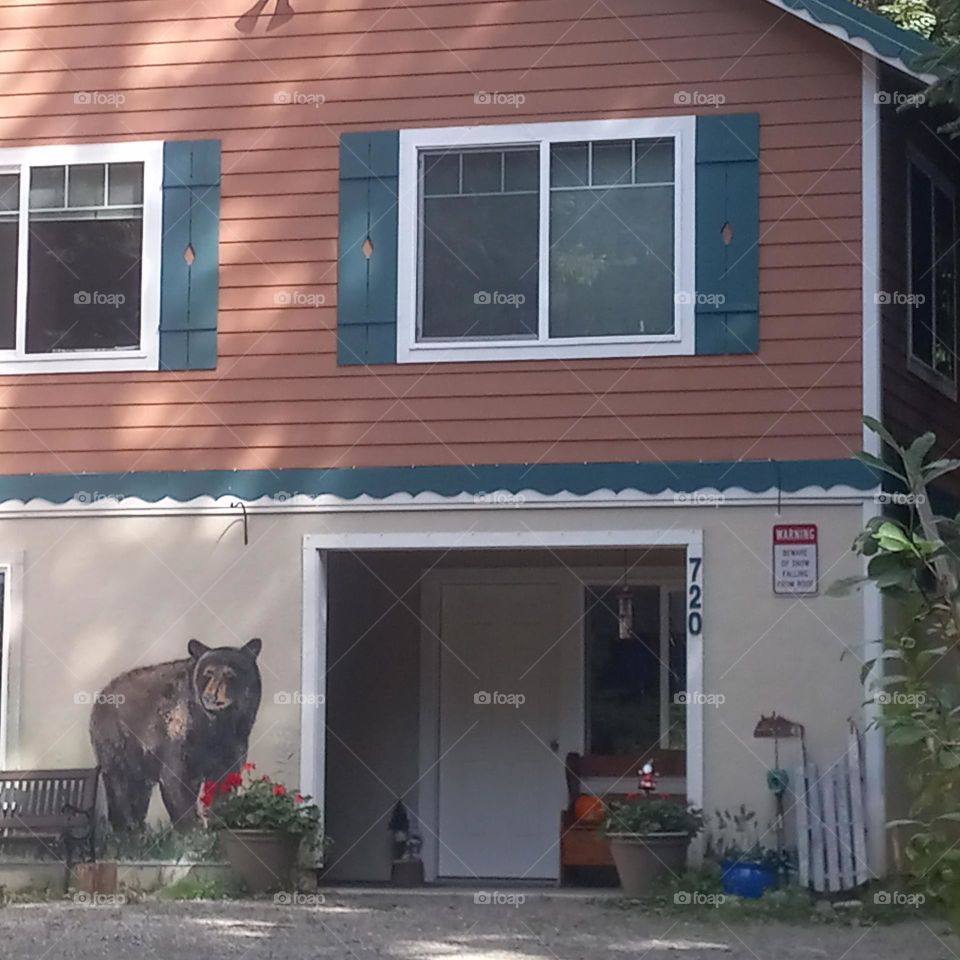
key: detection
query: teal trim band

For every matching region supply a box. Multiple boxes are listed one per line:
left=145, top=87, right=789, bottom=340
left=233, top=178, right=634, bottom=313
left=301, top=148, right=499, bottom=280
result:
left=0, top=459, right=879, bottom=505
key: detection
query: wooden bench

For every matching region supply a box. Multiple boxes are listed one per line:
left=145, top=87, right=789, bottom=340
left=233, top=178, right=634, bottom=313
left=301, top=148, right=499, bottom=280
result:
left=0, top=768, right=99, bottom=864
left=560, top=751, right=685, bottom=884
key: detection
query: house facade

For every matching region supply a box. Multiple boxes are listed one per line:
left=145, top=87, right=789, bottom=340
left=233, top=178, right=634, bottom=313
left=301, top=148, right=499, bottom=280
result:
left=0, top=0, right=953, bottom=883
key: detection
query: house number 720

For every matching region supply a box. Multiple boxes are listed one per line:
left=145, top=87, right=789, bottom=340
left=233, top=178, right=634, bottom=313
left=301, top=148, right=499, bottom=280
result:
left=688, top=555, right=703, bottom=636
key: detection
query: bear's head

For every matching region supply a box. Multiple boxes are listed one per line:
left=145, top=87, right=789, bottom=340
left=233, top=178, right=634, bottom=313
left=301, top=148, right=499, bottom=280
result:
left=188, top=638, right=262, bottom=715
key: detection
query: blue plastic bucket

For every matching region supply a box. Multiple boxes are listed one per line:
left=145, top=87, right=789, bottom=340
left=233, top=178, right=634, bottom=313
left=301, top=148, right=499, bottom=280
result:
left=720, top=859, right=778, bottom=898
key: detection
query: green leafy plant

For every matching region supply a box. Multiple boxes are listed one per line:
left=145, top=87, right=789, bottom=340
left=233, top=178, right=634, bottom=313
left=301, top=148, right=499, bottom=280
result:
left=203, top=764, right=321, bottom=837
left=707, top=805, right=781, bottom=866
left=832, top=419, right=960, bottom=919
left=96, top=820, right=220, bottom=863
left=602, top=795, right=704, bottom=837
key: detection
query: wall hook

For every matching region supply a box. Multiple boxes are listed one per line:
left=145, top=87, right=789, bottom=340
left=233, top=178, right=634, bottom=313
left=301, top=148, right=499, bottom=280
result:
left=230, top=501, right=249, bottom=546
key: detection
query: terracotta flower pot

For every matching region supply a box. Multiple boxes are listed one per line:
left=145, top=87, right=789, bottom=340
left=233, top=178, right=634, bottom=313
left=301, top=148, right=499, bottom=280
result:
left=219, top=829, right=302, bottom=894
left=608, top=832, right=690, bottom=898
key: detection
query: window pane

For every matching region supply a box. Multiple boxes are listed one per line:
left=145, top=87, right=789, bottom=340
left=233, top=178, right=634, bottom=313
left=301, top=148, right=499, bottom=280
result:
left=108, top=163, right=143, bottom=206
left=634, top=139, right=675, bottom=184
left=586, top=585, right=662, bottom=754
left=551, top=142, right=588, bottom=187
left=420, top=193, right=539, bottom=339
left=933, top=185, right=956, bottom=380
left=68, top=164, right=105, bottom=207
left=0, top=174, right=18, bottom=350
left=910, top=167, right=934, bottom=369
left=462, top=151, right=501, bottom=194
left=504, top=150, right=538, bottom=193
left=422, top=153, right=459, bottom=197
left=26, top=214, right=142, bottom=353
left=30, top=166, right=65, bottom=209
left=592, top=140, right=632, bottom=186
left=550, top=184, right=675, bottom=337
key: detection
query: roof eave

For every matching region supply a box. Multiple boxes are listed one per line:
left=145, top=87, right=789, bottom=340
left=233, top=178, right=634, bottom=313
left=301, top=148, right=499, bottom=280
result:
left=762, top=0, right=938, bottom=84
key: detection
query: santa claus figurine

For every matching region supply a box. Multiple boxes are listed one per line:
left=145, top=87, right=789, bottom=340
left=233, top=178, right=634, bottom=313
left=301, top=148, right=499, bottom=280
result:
left=638, top=761, right=657, bottom=795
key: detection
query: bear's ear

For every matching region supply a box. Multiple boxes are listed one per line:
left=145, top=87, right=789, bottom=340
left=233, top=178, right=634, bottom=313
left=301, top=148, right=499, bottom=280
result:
left=187, top=639, right=210, bottom=660
left=243, top=638, right=262, bottom=660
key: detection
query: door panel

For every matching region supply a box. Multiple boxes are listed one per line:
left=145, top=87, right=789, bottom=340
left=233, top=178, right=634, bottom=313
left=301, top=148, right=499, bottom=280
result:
left=437, top=581, right=566, bottom=879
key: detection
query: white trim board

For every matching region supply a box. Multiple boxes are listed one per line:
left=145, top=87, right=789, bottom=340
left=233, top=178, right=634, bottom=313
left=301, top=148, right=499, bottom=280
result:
left=860, top=55, right=887, bottom=879
left=0, top=555, right=24, bottom=770
left=299, top=526, right=705, bottom=872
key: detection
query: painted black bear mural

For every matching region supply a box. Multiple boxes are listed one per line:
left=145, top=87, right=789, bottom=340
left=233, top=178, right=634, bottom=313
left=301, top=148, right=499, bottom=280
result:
left=90, top=638, right=263, bottom=831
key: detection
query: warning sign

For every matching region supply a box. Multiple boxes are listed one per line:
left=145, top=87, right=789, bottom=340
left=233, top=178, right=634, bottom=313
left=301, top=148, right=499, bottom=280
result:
left=773, top=524, right=818, bottom=596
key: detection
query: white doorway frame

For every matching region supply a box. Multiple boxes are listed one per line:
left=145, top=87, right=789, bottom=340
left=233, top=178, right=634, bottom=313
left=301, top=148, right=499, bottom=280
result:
left=300, top=525, right=705, bottom=866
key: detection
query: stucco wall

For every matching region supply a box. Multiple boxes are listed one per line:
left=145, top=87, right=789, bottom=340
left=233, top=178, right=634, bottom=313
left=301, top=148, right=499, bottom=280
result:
left=0, top=498, right=867, bottom=876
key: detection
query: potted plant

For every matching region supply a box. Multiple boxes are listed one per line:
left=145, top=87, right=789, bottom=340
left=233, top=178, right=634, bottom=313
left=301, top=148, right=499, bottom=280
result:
left=601, top=795, right=704, bottom=898
left=202, top=764, right=321, bottom=894
left=708, top=806, right=782, bottom=899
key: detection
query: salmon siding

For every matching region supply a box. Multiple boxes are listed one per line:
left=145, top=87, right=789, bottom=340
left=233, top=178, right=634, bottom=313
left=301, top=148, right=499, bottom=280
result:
left=0, top=0, right=865, bottom=474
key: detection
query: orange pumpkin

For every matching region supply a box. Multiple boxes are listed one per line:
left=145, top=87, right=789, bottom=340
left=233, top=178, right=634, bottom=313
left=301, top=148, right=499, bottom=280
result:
left=574, top=794, right=605, bottom=824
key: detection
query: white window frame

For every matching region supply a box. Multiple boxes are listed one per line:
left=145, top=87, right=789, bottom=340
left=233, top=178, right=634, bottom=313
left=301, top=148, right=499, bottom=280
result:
left=0, top=140, right=163, bottom=375
left=906, top=148, right=958, bottom=400
left=397, top=117, right=697, bottom=364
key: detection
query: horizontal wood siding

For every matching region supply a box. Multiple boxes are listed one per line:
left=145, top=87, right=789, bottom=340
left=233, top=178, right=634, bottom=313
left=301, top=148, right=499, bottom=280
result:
left=879, top=66, right=960, bottom=491
left=0, top=0, right=863, bottom=474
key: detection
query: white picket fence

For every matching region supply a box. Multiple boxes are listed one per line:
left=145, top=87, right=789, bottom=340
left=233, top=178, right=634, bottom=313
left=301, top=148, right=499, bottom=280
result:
left=794, top=729, right=869, bottom=892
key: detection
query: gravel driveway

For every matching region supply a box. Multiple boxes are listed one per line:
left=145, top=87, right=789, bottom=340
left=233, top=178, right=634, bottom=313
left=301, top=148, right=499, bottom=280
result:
left=0, top=891, right=955, bottom=960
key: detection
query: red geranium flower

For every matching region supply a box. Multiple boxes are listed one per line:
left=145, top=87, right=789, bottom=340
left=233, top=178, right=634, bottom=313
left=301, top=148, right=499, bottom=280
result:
left=200, top=780, right=218, bottom=808
left=220, top=771, right=244, bottom=793
left=294, top=793, right=304, bottom=803
left=273, top=784, right=286, bottom=796
left=243, top=762, right=256, bottom=771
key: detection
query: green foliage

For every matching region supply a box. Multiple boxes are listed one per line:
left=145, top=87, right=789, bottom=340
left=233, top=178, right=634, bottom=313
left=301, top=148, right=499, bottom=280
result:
left=864, top=0, right=942, bottom=36
left=707, top=806, right=781, bottom=865
left=837, top=421, right=960, bottom=920
left=155, top=873, right=241, bottom=901
left=601, top=796, right=704, bottom=837
left=96, top=820, right=220, bottom=863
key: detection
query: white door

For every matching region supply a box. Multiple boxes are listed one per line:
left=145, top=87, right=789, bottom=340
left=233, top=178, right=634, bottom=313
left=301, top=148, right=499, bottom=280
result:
left=437, top=581, right=566, bottom=879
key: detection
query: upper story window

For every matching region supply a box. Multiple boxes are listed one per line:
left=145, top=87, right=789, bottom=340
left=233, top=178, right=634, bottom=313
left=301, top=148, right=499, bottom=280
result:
left=0, top=142, right=162, bottom=374
left=396, top=117, right=696, bottom=363
left=908, top=152, right=957, bottom=398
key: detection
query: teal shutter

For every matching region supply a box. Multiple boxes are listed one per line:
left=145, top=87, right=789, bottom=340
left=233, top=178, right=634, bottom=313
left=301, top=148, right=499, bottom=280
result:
left=160, top=139, right=221, bottom=370
left=338, top=130, right=399, bottom=365
left=694, top=115, right=760, bottom=355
